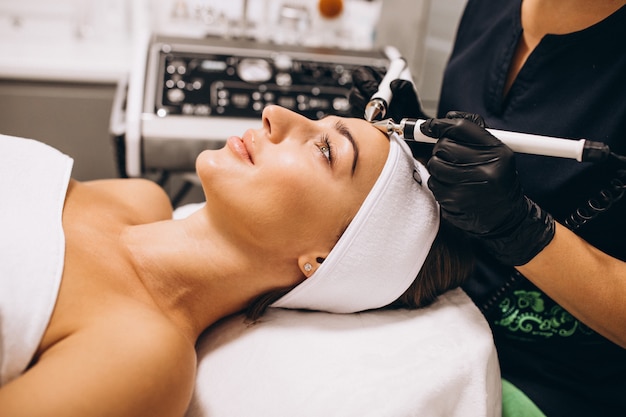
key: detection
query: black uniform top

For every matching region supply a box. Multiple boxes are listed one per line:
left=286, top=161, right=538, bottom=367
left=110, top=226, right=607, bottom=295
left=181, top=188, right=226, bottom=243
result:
left=437, top=0, right=626, bottom=415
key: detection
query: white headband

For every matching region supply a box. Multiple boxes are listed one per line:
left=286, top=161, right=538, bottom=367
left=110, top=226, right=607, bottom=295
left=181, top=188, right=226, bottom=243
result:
left=271, top=133, right=440, bottom=313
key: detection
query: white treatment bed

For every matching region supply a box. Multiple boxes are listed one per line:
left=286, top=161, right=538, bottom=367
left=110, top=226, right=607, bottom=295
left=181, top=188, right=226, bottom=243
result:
left=186, top=288, right=501, bottom=417
left=172, top=203, right=502, bottom=417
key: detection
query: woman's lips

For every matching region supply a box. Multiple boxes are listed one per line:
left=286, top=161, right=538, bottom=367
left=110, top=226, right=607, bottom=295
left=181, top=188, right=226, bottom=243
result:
left=227, top=135, right=253, bottom=164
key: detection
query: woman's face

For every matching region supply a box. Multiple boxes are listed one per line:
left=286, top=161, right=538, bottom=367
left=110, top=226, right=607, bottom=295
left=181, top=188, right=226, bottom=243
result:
left=196, top=105, right=390, bottom=258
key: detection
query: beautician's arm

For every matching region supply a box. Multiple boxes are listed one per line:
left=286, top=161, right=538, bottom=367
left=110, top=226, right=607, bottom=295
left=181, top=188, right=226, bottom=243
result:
left=518, top=223, right=626, bottom=348
left=421, top=115, right=626, bottom=348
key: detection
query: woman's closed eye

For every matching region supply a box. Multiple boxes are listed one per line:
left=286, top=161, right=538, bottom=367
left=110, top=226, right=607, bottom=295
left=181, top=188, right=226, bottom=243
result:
left=317, top=133, right=334, bottom=166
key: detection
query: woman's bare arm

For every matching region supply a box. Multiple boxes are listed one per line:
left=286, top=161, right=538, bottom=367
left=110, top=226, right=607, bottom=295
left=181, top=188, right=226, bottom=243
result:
left=0, top=314, right=196, bottom=417
left=518, top=222, right=626, bottom=348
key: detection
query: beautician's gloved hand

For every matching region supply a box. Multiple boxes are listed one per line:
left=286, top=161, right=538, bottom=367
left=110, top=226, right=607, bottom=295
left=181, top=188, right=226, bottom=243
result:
left=421, top=113, right=556, bottom=266
left=348, top=66, right=430, bottom=121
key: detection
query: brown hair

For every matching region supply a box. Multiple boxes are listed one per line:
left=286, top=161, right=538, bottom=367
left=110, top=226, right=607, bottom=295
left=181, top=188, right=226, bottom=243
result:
left=384, top=219, right=473, bottom=309
left=245, top=219, right=473, bottom=321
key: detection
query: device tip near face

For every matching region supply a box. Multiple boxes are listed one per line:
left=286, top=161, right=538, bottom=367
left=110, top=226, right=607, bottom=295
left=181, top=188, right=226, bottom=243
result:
left=364, top=99, right=386, bottom=122
left=371, top=118, right=394, bottom=136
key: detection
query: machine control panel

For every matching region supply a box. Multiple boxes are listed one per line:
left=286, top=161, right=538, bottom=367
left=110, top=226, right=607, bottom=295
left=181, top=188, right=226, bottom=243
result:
left=145, top=35, right=390, bottom=121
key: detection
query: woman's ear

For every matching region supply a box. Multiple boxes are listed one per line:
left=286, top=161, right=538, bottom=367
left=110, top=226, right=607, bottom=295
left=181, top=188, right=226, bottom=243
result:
left=297, top=253, right=328, bottom=278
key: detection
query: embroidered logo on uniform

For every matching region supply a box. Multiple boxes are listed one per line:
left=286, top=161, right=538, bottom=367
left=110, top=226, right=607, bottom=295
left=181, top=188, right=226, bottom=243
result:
left=494, top=290, right=595, bottom=339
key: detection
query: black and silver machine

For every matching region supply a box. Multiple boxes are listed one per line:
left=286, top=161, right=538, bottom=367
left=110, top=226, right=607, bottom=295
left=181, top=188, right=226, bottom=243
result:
left=111, top=34, right=393, bottom=185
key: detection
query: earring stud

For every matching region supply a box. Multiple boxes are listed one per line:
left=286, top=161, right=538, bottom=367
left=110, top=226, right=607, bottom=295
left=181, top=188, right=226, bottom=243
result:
left=304, top=262, right=312, bottom=272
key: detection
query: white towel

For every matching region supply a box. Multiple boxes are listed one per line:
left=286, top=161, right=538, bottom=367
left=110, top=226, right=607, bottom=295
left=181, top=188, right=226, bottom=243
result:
left=186, top=288, right=502, bottom=417
left=0, top=135, right=73, bottom=386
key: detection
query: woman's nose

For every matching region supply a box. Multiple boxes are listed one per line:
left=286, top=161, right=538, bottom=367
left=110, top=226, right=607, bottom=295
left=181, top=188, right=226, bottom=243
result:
left=262, top=105, right=311, bottom=144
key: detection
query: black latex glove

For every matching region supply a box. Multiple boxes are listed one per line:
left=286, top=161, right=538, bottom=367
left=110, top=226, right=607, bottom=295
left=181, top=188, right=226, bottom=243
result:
left=348, top=66, right=430, bottom=121
left=422, top=114, right=555, bottom=266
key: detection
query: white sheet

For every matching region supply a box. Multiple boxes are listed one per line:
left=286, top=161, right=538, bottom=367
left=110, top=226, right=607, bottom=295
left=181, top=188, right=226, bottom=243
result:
left=0, top=135, right=73, bottom=386
left=186, top=288, right=501, bottom=417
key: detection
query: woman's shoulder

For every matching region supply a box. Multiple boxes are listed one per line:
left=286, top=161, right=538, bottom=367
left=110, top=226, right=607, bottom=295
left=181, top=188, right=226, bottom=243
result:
left=70, top=178, right=174, bottom=223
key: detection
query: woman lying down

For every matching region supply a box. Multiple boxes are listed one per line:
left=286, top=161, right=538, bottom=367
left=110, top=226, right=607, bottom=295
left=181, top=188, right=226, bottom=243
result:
left=0, top=105, right=472, bottom=416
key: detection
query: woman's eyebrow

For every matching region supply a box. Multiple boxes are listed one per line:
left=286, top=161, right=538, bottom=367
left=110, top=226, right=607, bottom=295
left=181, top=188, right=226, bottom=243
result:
left=333, top=120, right=359, bottom=175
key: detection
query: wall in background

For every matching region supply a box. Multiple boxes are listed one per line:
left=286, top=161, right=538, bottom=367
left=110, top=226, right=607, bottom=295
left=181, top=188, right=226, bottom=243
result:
left=418, top=0, right=467, bottom=115
left=0, top=80, right=119, bottom=180
left=0, top=0, right=134, bottom=180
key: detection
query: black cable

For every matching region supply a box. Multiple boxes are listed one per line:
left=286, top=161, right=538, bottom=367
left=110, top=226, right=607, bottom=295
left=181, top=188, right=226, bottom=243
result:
left=564, top=152, right=626, bottom=231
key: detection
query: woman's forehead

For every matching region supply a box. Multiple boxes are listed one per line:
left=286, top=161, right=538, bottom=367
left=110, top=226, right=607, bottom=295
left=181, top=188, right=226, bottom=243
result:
left=347, top=117, right=389, bottom=168
left=340, top=119, right=390, bottom=209
left=323, top=115, right=389, bottom=149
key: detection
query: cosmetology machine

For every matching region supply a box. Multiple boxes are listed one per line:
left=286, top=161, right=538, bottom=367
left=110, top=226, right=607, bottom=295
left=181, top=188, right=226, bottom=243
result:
left=111, top=34, right=393, bottom=191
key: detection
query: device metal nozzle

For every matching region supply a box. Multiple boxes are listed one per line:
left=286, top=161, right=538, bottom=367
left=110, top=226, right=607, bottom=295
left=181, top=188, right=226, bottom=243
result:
left=364, top=99, right=386, bottom=122
left=371, top=118, right=400, bottom=137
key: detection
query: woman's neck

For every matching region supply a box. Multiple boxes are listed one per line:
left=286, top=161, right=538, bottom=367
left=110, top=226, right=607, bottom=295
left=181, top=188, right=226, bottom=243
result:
left=121, top=209, right=302, bottom=342
left=521, top=0, right=625, bottom=39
